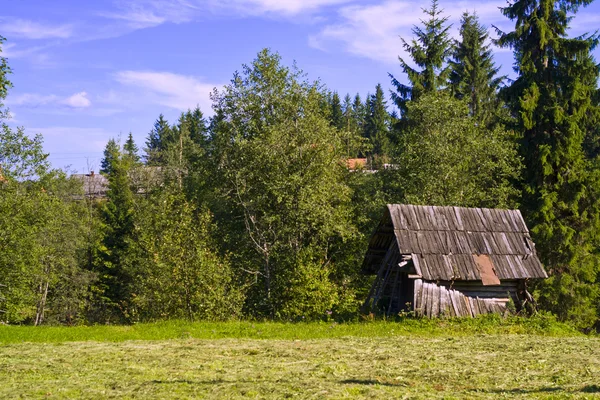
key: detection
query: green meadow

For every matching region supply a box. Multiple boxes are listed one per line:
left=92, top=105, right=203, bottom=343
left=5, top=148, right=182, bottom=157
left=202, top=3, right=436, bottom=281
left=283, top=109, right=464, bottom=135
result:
left=1, top=318, right=598, bottom=399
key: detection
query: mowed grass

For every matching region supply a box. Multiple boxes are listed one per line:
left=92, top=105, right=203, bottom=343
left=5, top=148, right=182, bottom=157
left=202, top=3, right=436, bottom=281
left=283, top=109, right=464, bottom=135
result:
left=1, top=319, right=599, bottom=399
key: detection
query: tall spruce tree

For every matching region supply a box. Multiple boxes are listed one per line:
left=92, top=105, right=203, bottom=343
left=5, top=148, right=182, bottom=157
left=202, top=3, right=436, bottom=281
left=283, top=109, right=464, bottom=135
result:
left=144, top=114, right=172, bottom=166
left=352, top=94, right=366, bottom=136
left=185, top=106, right=208, bottom=147
left=100, top=138, right=120, bottom=175
left=389, top=0, right=453, bottom=115
left=449, top=12, right=504, bottom=125
left=364, top=84, right=391, bottom=162
left=96, top=147, right=136, bottom=322
left=497, top=0, right=600, bottom=328
left=330, top=92, right=344, bottom=130
left=123, top=133, right=140, bottom=165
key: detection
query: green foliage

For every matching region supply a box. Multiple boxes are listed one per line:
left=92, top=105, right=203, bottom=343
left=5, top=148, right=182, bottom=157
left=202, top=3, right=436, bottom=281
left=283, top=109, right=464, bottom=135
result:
left=329, top=91, right=344, bottom=130
left=0, top=36, right=12, bottom=120
left=94, top=148, right=136, bottom=322
left=100, top=138, right=119, bottom=175
left=144, top=114, right=172, bottom=166
left=123, top=133, right=140, bottom=165
left=129, top=192, right=243, bottom=321
left=209, top=49, right=357, bottom=319
left=449, top=12, right=504, bottom=126
left=364, top=84, right=391, bottom=161
left=388, top=92, right=522, bottom=208
left=389, top=0, right=453, bottom=115
left=497, top=0, right=600, bottom=328
left=0, top=126, right=94, bottom=324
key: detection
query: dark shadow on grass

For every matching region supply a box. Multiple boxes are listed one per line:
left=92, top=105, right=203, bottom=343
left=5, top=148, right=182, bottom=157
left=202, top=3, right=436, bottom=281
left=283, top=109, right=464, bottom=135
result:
left=341, top=379, right=404, bottom=387
left=480, top=385, right=600, bottom=394
left=473, top=387, right=563, bottom=394
left=582, top=385, right=600, bottom=393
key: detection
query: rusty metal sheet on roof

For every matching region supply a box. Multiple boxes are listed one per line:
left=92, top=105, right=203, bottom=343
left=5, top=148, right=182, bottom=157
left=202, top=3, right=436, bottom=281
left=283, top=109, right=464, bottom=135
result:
left=473, top=255, right=501, bottom=285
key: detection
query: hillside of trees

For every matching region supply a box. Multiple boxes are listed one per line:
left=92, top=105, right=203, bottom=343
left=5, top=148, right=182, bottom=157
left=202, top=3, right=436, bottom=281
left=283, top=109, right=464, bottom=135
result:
left=1, top=0, right=599, bottom=330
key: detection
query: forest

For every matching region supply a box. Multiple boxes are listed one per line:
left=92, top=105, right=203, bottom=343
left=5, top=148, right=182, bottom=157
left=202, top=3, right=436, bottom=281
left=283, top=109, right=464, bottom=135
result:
left=1, top=0, right=599, bottom=331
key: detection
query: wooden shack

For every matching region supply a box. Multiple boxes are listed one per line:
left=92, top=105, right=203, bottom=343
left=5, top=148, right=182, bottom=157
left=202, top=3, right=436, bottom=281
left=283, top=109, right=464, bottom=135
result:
left=362, top=204, right=547, bottom=317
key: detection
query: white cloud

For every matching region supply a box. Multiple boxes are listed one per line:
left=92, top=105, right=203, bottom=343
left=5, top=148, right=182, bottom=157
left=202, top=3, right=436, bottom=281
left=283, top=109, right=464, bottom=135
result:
left=0, top=18, right=73, bottom=39
left=8, top=93, right=59, bottom=107
left=63, top=92, right=92, bottom=108
left=211, top=0, right=355, bottom=16
left=115, top=70, right=219, bottom=111
left=105, top=0, right=355, bottom=28
left=9, top=91, right=92, bottom=109
left=310, top=0, right=507, bottom=64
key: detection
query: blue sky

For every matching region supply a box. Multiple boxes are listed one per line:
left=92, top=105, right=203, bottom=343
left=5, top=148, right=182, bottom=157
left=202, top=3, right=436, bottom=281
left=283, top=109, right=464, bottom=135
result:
left=2, top=0, right=600, bottom=173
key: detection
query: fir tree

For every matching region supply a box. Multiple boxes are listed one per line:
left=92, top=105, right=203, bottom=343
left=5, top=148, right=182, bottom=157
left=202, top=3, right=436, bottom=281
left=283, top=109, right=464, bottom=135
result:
left=449, top=12, right=504, bottom=125
left=497, top=0, right=600, bottom=328
left=96, top=148, right=135, bottom=322
left=364, top=84, right=391, bottom=161
left=185, top=106, right=208, bottom=147
left=330, top=92, right=344, bottom=130
left=389, top=0, right=452, bottom=115
left=123, top=133, right=140, bottom=165
left=100, top=138, right=120, bottom=175
left=144, top=114, right=172, bottom=166
left=352, top=93, right=366, bottom=137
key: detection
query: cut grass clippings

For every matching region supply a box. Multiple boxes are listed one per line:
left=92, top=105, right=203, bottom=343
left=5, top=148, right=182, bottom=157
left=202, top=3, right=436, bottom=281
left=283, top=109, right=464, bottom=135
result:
left=1, top=316, right=597, bottom=399
left=1, top=335, right=599, bottom=399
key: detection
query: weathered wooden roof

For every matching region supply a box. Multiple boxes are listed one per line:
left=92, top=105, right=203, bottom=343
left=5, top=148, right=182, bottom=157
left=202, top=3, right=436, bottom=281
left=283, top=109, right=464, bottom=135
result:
left=72, top=173, right=109, bottom=197
left=362, top=204, right=547, bottom=281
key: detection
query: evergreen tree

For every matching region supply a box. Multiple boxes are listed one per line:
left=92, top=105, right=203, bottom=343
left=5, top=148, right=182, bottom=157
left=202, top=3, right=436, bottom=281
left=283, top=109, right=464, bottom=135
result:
left=96, top=147, right=135, bottom=322
left=123, top=133, right=140, bottom=165
left=449, top=12, right=504, bottom=125
left=144, top=114, right=172, bottom=166
left=364, top=84, right=391, bottom=161
left=389, top=0, right=452, bottom=115
left=330, top=92, right=344, bottom=130
left=497, top=0, right=600, bottom=328
left=185, top=106, right=208, bottom=147
left=100, top=138, right=119, bottom=175
left=352, top=93, right=366, bottom=138
left=342, top=94, right=353, bottom=131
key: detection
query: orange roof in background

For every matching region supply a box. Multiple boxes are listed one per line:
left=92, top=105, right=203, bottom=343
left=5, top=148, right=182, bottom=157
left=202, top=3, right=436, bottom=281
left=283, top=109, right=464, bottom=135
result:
left=347, top=158, right=367, bottom=169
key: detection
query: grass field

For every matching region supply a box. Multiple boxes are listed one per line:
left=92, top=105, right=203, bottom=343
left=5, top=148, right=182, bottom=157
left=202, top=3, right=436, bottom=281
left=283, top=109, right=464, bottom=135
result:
left=1, top=319, right=599, bottom=399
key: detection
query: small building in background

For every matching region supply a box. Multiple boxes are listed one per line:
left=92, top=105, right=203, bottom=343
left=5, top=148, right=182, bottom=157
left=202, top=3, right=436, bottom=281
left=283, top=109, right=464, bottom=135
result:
left=361, top=204, right=547, bottom=317
left=71, top=171, right=109, bottom=199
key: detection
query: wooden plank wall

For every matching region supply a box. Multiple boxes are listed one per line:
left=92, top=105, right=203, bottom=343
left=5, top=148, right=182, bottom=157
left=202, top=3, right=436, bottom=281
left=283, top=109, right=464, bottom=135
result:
left=413, top=280, right=508, bottom=318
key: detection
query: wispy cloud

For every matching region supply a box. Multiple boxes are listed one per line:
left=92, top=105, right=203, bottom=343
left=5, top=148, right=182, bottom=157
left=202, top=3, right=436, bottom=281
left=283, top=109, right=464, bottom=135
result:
left=9, top=91, right=92, bottom=109
left=310, top=0, right=507, bottom=64
left=105, top=0, right=356, bottom=29
left=0, top=18, right=73, bottom=39
left=210, top=0, right=356, bottom=17
left=114, top=70, right=219, bottom=111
